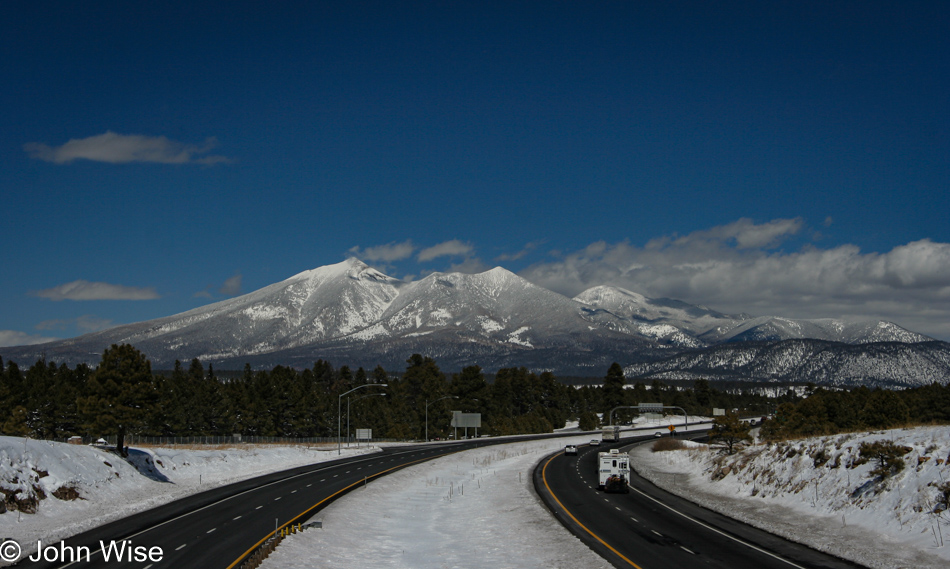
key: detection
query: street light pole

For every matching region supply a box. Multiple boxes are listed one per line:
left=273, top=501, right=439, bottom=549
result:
left=425, top=395, right=458, bottom=442
left=347, top=392, right=385, bottom=448
left=339, top=383, right=387, bottom=455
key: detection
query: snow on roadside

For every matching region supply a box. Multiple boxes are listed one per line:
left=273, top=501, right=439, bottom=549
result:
left=258, top=436, right=609, bottom=569
left=0, top=436, right=378, bottom=558
left=633, top=426, right=950, bottom=569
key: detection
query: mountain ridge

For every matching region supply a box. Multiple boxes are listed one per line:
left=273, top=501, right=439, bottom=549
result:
left=2, top=258, right=946, bottom=386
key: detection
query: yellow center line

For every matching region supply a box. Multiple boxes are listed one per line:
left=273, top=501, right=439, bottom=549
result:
left=226, top=449, right=465, bottom=569
left=541, top=453, right=644, bottom=569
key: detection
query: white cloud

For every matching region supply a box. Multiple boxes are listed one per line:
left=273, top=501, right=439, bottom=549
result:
left=0, top=330, right=57, bottom=347
left=518, top=218, right=950, bottom=340
left=418, top=240, right=474, bottom=262
left=219, top=273, right=243, bottom=296
left=349, top=240, right=415, bottom=262
left=31, top=280, right=160, bottom=301
left=24, top=131, right=231, bottom=165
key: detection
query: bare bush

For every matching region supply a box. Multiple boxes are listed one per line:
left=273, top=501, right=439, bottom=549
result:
left=652, top=438, right=687, bottom=452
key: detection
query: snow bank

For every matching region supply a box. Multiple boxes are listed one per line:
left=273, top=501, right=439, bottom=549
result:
left=259, top=436, right=609, bottom=569
left=0, top=437, right=378, bottom=557
left=633, top=426, right=950, bottom=569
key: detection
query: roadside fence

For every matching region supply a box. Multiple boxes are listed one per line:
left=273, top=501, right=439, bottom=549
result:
left=60, top=434, right=407, bottom=446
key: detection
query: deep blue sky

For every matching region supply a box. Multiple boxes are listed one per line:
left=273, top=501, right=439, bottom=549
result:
left=3, top=1, right=949, bottom=345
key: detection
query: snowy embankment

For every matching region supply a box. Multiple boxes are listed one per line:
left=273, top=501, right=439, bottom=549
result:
left=258, top=434, right=608, bottom=569
left=0, top=437, right=378, bottom=559
left=633, top=426, right=950, bottom=569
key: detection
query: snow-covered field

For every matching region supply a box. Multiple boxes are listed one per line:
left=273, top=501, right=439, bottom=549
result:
left=6, top=423, right=946, bottom=569
left=633, top=426, right=950, bottom=569
left=0, top=437, right=378, bottom=559
left=258, top=434, right=608, bottom=569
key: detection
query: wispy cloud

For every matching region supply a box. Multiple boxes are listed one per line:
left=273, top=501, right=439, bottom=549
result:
left=0, top=330, right=58, bottom=347
left=194, top=273, right=244, bottom=299
left=36, top=315, right=115, bottom=333
left=348, top=240, right=415, bottom=262
left=666, top=217, right=804, bottom=249
left=31, top=280, right=160, bottom=301
left=418, top=240, right=474, bottom=262
left=518, top=218, right=950, bottom=340
left=496, top=241, right=543, bottom=262
left=219, top=273, right=243, bottom=296
left=24, top=131, right=231, bottom=165
left=445, top=257, right=490, bottom=274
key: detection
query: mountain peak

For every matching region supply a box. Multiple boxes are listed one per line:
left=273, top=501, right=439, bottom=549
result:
left=288, top=257, right=395, bottom=285
left=575, top=285, right=649, bottom=306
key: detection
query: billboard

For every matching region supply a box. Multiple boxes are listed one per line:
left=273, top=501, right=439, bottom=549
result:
left=450, top=411, right=481, bottom=428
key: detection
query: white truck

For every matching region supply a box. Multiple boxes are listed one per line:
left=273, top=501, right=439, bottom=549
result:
left=598, top=448, right=630, bottom=493
left=601, top=424, right=621, bottom=442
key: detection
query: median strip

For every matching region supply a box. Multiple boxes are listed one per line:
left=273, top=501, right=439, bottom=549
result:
left=226, top=448, right=467, bottom=569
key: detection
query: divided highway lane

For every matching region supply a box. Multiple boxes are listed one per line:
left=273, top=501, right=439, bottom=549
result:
left=16, top=441, right=497, bottom=569
left=535, top=435, right=866, bottom=569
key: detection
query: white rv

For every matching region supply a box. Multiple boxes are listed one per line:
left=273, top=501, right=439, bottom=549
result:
left=597, top=448, right=630, bottom=493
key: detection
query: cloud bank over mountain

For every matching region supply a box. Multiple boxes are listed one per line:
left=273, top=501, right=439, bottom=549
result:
left=516, top=219, right=950, bottom=340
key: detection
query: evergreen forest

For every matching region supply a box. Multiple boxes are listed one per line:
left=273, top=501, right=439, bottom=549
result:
left=1, top=344, right=948, bottom=446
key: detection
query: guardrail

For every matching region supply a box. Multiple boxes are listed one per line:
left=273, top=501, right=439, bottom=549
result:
left=238, top=521, right=319, bottom=569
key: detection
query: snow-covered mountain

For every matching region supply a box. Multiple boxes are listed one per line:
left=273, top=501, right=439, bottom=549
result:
left=698, top=316, right=931, bottom=344
left=572, top=285, right=929, bottom=346
left=2, top=259, right=946, bottom=384
left=623, top=338, right=950, bottom=388
left=572, top=286, right=737, bottom=348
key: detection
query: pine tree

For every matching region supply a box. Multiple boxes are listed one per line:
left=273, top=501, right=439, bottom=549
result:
left=708, top=411, right=752, bottom=454
left=602, top=362, right=627, bottom=422
left=79, top=344, right=155, bottom=455
left=860, top=388, right=910, bottom=429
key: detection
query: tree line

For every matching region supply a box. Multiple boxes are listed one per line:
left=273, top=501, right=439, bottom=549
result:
left=759, top=383, right=950, bottom=441
left=1, top=345, right=948, bottom=448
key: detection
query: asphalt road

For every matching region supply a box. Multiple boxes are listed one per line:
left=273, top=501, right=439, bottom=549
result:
left=534, top=433, right=867, bottom=569
left=12, top=431, right=584, bottom=569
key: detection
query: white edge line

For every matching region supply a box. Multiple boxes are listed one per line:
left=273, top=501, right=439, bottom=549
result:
left=624, top=437, right=809, bottom=569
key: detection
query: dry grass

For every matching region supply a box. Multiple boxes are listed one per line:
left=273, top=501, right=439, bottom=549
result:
left=651, top=438, right=688, bottom=452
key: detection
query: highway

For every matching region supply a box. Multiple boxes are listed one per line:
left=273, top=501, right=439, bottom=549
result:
left=534, top=433, right=867, bottom=569
left=15, top=440, right=494, bottom=569
left=14, top=433, right=577, bottom=569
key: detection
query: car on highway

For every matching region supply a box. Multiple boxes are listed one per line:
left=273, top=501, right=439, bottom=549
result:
left=564, top=444, right=577, bottom=455
left=654, top=432, right=663, bottom=438
left=590, top=439, right=600, bottom=446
